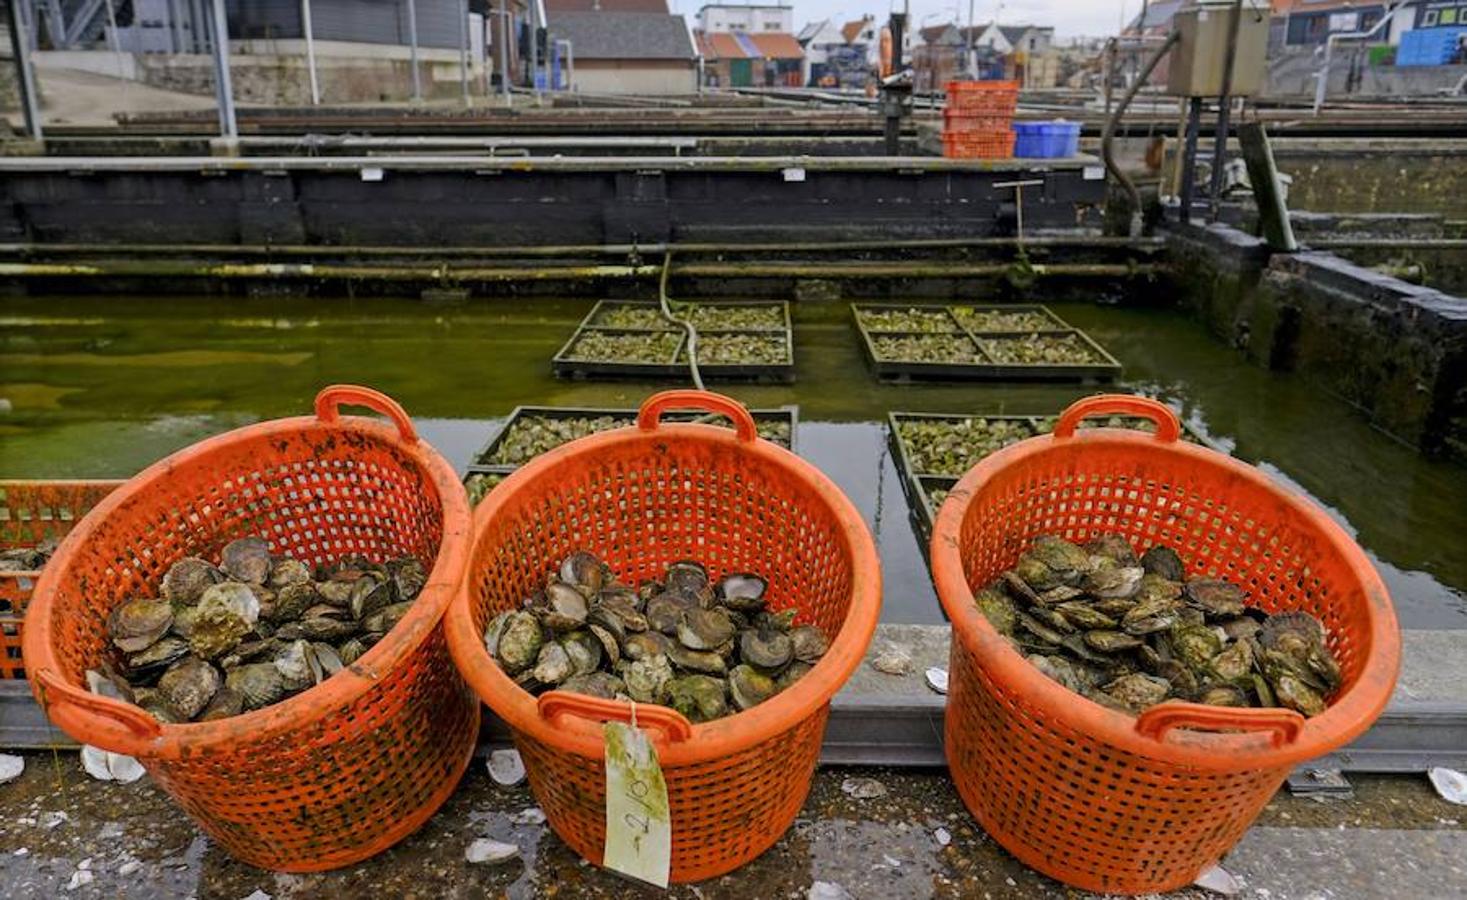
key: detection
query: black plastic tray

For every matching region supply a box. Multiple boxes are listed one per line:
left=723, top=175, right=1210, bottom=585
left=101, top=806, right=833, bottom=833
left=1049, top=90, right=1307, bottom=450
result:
left=553, top=300, right=795, bottom=383
left=851, top=303, right=1122, bottom=383
left=463, top=404, right=800, bottom=504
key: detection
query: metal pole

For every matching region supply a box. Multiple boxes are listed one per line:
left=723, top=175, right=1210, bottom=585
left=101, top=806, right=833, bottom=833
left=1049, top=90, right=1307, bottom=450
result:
left=498, top=7, right=510, bottom=104
left=458, top=0, right=470, bottom=105
left=102, top=0, right=120, bottom=54
left=406, top=0, right=421, bottom=101
left=208, top=0, right=237, bottom=139
left=529, top=0, right=540, bottom=102
left=1207, top=0, right=1245, bottom=221
left=563, top=39, right=573, bottom=91
left=1179, top=96, right=1202, bottom=225
left=7, top=0, right=42, bottom=140
left=301, top=0, right=320, bottom=105
left=965, top=0, right=974, bottom=77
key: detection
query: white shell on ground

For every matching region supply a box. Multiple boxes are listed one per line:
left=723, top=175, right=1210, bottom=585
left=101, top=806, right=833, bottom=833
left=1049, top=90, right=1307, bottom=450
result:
left=840, top=776, right=888, bottom=800
left=1429, top=767, right=1467, bottom=806
left=925, top=667, right=949, bottom=694
left=0, top=754, right=23, bottom=784
left=487, top=749, right=527, bottom=786
left=465, top=838, right=520, bottom=864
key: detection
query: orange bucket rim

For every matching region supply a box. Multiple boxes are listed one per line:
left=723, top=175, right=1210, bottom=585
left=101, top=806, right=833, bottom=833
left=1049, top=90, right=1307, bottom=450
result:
left=930, top=394, right=1401, bottom=770
left=22, top=385, right=472, bottom=759
left=444, top=389, right=883, bottom=767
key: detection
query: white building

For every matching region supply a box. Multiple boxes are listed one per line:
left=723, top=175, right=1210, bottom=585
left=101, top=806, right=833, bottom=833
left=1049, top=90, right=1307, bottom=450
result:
left=698, top=3, right=794, bottom=34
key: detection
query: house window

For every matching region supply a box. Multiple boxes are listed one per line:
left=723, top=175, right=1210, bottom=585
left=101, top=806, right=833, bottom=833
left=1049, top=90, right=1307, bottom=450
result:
left=765, top=20, right=780, bottom=30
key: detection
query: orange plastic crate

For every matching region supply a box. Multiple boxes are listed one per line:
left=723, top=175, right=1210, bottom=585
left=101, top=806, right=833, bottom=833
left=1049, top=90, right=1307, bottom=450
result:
left=942, top=130, right=1016, bottom=159
left=944, top=79, right=1020, bottom=117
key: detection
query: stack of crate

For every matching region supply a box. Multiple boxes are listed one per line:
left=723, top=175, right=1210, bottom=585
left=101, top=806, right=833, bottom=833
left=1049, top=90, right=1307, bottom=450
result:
left=942, top=80, right=1019, bottom=159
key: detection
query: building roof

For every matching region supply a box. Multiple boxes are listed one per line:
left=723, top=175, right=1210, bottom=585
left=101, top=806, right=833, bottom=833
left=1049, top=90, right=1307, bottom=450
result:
left=545, top=0, right=668, bottom=12
left=797, top=19, right=827, bottom=42
left=550, top=12, right=696, bottom=59
left=749, top=31, right=804, bottom=58
left=998, top=25, right=1030, bottom=45
left=919, top=24, right=961, bottom=44
left=697, top=29, right=802, bottom=59
left=841, top=17, right=870, bottom=42
left=1127, top=0, right=1184, bottom=32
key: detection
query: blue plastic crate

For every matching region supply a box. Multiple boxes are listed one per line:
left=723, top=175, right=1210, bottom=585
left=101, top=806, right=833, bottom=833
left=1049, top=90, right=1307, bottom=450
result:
left=1398, top=27, right=1467, bottom=67
left=1013, top=121, right=1081, bottom=159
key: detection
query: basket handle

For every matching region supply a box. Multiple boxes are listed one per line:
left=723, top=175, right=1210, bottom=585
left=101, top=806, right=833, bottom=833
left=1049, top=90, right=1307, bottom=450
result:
left=1135, top=701, right=1306, bottom=749
left=1053, top=394, right=1181, bottom=443
left=537, top=691, right=695, bottom=744
left=32, top=668, right=162, bottom=758
left=636, top=389, right=758, bottom=444
left=314, top=384, right=418, bottom=444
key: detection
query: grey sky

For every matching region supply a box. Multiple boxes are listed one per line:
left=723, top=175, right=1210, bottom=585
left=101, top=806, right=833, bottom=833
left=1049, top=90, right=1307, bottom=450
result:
left=673, top=0, right=1134, bottom=40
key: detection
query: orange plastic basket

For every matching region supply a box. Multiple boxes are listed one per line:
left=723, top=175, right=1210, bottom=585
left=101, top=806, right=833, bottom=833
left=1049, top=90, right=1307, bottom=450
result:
left=2, top=481, right=123, bottom=679
left=22, top=386, right=476, bottom=872
left=945, top=79, right=1020, bottom=116
left=942, top=109, right=1014, bottom=134
left=942, top=130, right=1016, bottom=159
left=930, top=395, right=1400, bottom=894
left=445, top=390, right=881, bottom=883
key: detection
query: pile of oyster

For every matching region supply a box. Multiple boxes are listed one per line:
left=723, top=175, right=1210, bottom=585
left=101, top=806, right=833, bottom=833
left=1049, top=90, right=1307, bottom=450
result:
left=872, top=334, right=981, bottom=364
left=0, top=538, right=57, bottom=572
left=484, top=552, right=829, bottom=723
left=93, top=537, right=426, bottom=723
left=978, top=334, right=1105, bottom=365
left=976, top=534, right=1342, bottom=717
left=678, top=333, right=789, bottom=366
left=592, top=305, right=676, bottom=330
left=464, top=472, right=506, bottom=506
left=564, top=331, right=681, bottom=363
left=951, top=308, right=1057, bottom=333
left=898, top=417, right=1038, bottom=476
left=685, top=304, right=785, bottom=331
left=857, top=307, right=957, bottom=333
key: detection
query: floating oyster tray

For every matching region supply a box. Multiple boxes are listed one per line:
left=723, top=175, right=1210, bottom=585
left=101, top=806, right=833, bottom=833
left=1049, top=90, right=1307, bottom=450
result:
left=553, top=300, right=795, bottom=383
left=852, top=303, right=1121, bottom=382
left=463, top=404, right=799, bottom=505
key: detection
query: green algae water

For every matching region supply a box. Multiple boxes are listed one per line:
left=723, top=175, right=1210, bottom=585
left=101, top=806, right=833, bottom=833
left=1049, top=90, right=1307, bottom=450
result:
left=2, top=295, right=1463, bottom=628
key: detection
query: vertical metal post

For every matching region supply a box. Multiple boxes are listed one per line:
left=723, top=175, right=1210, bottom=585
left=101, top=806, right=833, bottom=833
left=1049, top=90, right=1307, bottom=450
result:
left=965, top=0, right=975, bottom=77
left=406, top=0, right=422, bottom=101
left=302, top=0, right=321, bottom=104
left=529, top=0, right=540, bottom=102
left=102, top=0, right=120, bottom=54
left=1208, top=0, right=1245, bottom=221
left=562, top=39, right=573, bottom=91
left=1179, top=96, right=1203, bottom=225
left=7, top=0, right=42, bottom=140
left=208, top=0, right=237, bottom=138
left=42, top=0, right=64, bottom=48
left=498, top=6, right=510, bottom=104
left=458, top=0, right=470, bottom=105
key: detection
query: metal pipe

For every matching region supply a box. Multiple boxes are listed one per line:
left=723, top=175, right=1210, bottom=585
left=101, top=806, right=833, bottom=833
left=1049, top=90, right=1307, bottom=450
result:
left=1207, top=0, right=1246, bottom=221
left=1312, top=0, right=1407, bottom=114
left=1101, top=30, right=1179, bottom=237
left=207, top=0, right=237, bottom=139
left=406, top=0, right=422, bottom=101
left=529, top=0, right=540, bottom=102
left=656, top=251, right=704, bottom=391
left=102, top=0, right=120, bottom=55
left=302, top=0, right=320, bottom=105
left=7, top=0, right=43, bottom=141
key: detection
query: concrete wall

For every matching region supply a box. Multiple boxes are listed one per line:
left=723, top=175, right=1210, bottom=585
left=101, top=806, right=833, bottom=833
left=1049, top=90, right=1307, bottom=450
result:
left=572, top=61, right=696, bottom=95
left=1166, top=222, right=1467, bottom=461
left=134, top=48, right=470, bottom=104
left=1267, top=45, right=1467, bottom=98
left=1274, top=141, right=1467, bottom=218
left=229, top=0, right=464, bottom=50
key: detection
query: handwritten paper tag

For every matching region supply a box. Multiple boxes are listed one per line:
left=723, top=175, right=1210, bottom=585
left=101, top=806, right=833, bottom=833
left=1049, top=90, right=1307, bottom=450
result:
left=603, top=720, right=671, bottom=888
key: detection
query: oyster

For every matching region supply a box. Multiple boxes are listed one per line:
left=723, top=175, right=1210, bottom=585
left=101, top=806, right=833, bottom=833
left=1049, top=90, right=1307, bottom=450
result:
left=1184, top=579, right=1247, bottom=618
left=362, top=601, right=412, bottom=636
left=161, top=557, right=223, bottom=604
left=274, top=640, right=319, bottom=692
left=1140, top=546, right=1186, bottom=582
left=729, top=665, right=777, bottom=711
left=348, top=572, right=394, bottom=621
left=740, top=627, right=795, bottom=671
left=226, top=663, right=287, bottom=710
left=156, top=657, right=221, bottom=720
left=126, top=636, right=190, bottom=675
left=1053, top=601, right=1117, bottom=631
left=388, top=557, right=428, bottom=601
left=559, top=551, right=607, bottom=598
left=622, top=630, right=673, bottom=662
left=220, top=537, right=272, bottom=584
left=108, top=598, right=174, bottom=654
left=1082, top=559, right=1144, bottom=600
left=269, top=558, right=313, bottom=589
left=187, top=583, right=260, bottom=660
left=974, top=585, right=1018, bottom=635
left=1102, top=673, right=1171, bottom=711
left=532, top=642, right=574, bottom=686
left=495, top=612, right=544, bottom=674
left=199, top=687, right=245, bottom=721
left=668, top=675, right=728, bottom=723
left=677, top=607, right=736, bottom=651
left=622, top=653, right=674, bottom=704
left=645, top=591, right=695, bottom=635
left=1171, top=625, right=1224, bottom=670
left=560, top=672, right=624, bottom=700
left=1083, top=534, right=1140, bottom=567
left=1083, top=631, right=1144, bottom=653
left=715, top=573, right=768, bottom=612
left=790, top=625, right=830, bottom=664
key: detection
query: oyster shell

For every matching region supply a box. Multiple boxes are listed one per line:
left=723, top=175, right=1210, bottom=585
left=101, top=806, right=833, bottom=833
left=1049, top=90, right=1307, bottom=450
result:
left=108, top=598, right=174, bottom=654
left=221, top=537, right=272, bottom=584
left=161, top=557, right=223, bottom=604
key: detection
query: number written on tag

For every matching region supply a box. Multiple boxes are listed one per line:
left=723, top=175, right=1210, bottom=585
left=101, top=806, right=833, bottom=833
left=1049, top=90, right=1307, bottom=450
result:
left=603, top=720, right=671, bottom=888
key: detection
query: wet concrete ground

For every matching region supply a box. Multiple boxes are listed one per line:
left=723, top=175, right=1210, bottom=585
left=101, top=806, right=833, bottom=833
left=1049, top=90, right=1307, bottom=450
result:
left=1, top=754, right=1464, bottom=899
